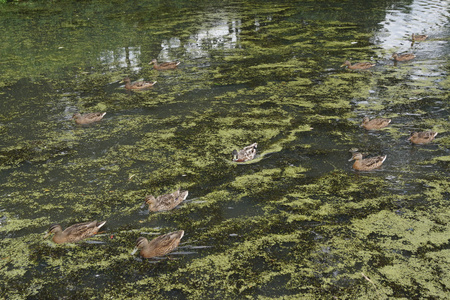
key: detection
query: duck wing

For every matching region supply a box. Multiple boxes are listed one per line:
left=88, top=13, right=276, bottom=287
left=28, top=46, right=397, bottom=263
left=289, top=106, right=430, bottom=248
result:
left=148, top=230, right=184, bottom=256
left=418, top=131, right=437, bottom=140
left=362, top=156, right=386, bottom=168
left=160, top=62, right=179, bottom=68
left=84, top=112, right=106, bottom=121
left=352, top=62, right=375, bottom=69
left=134, top=81, right=154, bottom=88
left=368, top=118, right=391, bottom=127
left=238, top=143, right=257, bottom=161
left=155, top=190, right=187, bottom=210
left=63, top=220, right=106, bottom=241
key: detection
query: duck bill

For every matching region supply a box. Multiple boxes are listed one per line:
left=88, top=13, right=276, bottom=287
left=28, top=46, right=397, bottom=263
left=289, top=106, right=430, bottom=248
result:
left=140, top=201, right=147, bottom=209
left=348, top=157, right=354, bottom=161
left=131, top=247, right=139, bottom=255
left=44, top=232, right=51, bottom=239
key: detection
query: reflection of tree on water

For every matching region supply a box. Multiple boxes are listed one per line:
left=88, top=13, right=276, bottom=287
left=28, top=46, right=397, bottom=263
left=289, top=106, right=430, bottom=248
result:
left=375, top=0, right=449, bottom=54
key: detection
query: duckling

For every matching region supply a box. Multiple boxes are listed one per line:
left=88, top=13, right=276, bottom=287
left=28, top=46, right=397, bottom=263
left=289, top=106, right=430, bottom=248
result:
left=392, top=53, right=416, bottom=62
left=149, top=59, right=180, bottom=70
left=72, top=112, right=106, bottom=125
left=408, top=131, right=438, bottom=145
left=123, top=77, right=156, bottom=90
left=361, top=117, right=391, bottom=130
left=349, top=152, right=386, bottom=171
left=44, top=220, right=106, bottom=244
left=131, top=230, right=184, bottom=258
left=341, top=60, right=375, bottom=70
left=143, top=189, right=189, bottom=212
left=232, top=143, right=257, bottom=162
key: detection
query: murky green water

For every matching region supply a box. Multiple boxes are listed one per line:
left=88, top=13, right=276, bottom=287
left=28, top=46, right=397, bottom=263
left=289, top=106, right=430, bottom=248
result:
left=1, top=0, right=449, bottom=298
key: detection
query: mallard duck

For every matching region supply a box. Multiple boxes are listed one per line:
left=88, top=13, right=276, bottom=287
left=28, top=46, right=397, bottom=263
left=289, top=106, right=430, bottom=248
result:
left=349, top=152, right=386, bottom=171
left=149, top=59, right=180, bottom=70
left=72, top=112, right=106, bottom=125
left=408, top=131, right=438, bottom=145
left=361, top=117, right=391, bottom=130
left=392, top=53, right=416, bottom=62
left=341, top=60, right=375, bottom=70
left=412, top=33, right=428, bottom=42
left=232, top=143, right=257, bottom=162
left=44, top=220, right=106, bottom=244
left=143, top=189, right=189, bottom=212
left=123, top=77, right=157, bottom=90
left=131, top=230, right=184, bottom=258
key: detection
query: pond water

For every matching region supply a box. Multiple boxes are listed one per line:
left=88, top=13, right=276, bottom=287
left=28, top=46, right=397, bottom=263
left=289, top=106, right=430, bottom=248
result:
left=0, top=0, right=449, bottom=298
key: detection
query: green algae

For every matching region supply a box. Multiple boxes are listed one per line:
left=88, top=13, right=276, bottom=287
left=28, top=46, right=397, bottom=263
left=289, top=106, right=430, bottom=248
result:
left=350, top=208, right=450, bottom=298
left=433, top=155, right=450, bottom=162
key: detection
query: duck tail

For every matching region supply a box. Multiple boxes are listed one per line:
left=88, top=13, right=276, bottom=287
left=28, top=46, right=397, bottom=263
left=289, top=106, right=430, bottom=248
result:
left=97, top=221, right=107, bottom=229
left=180, top=190, right=189, bottom=201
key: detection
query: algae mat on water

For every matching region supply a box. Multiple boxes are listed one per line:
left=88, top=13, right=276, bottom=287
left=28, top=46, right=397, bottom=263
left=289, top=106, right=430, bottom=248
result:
left=1, top=0, right=449, bottom=299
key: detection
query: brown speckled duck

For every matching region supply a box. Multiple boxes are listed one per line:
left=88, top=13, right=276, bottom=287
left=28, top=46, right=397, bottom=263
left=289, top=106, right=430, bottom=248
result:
left=412, top=33, right=428, bottom=42
left=44, top=221, right=106, bottom=244
left=408, top=131, right=438, bottom=145
left=392, top=53, right=416, bottom=61
left=131, top=230, right=184, bottom=258
left=72, top=112, right=106, bottom=125
left=232, top=143, right=257, bottom=162
left=341, top=60, right=375, bottom=70
left=349, top=152, right=386, bottom=171
left=361, top=117, right=391, bottom=130
left=123, top=77, right=157, bottom=90
left=149, top=59, right=180, bottom=70
left=143, top=189, right=189, bottom=212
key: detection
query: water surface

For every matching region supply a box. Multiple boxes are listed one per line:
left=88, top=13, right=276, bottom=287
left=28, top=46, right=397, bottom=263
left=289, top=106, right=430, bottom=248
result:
left=0, top=0, right=449, bottom=298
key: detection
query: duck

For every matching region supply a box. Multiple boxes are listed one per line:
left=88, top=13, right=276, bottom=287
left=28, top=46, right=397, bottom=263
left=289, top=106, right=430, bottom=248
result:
left=143, top=189, right=189, bottom=212
left=123, top=77, right=157, bottom=90
left=341, top=60, right=375, bottom=70
left=412, top=33, right=428, bottom=42
left=349, top=152, right=386, bottom=171
left=44, top=220, right=106, bottom=244
left=149, top=59, right=180, bottom=70
left=361, top=117, right=391, bottom=130
left=408, top=131, right=438, bottom=145
left=232, top=143, right=257, bottom=162
left=392, top=53, right=416, bottom=61
left=131, top=230, right=184, bottom=258
left=72, top=112, right=106, bottom=125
